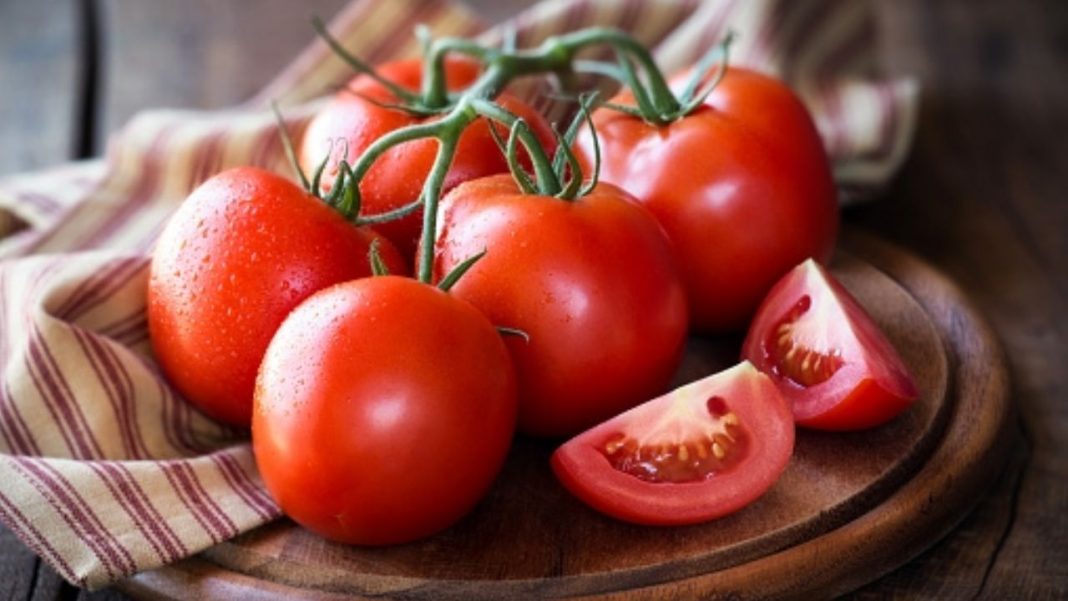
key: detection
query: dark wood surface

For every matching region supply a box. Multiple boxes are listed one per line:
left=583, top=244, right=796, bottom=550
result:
left=0, top=0, right=1064, bottom=599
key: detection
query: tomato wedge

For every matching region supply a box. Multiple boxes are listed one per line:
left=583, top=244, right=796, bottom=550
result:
left=742, top=259, right=919, bottom=431
left=550, top=362, right=793, bottom=526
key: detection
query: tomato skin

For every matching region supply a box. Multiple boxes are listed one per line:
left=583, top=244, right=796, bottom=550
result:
left=432, top=175, right=689, bottom=438
left=576, top=67, right=839, bottom=332
left=147, top=167, right=405, bottom=426
left=300, top=58, right=555, bottom=261
left=551, top=362, right=794, bottom=526
left=742, top=259, right=919, bottom=431
left=253, top=276, right=518, bottom=545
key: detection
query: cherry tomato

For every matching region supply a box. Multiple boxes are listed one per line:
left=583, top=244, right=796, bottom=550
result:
left=300, top=58, right=554, bottom=261
left=576, top=67, right=839, bottom=331
left=742, top=259, right=919, bottom=430
left=551, top=361, right=794, bottom=525
left=432, top=174, right=689, bottom=438
left=148, top=167, right=405, bottom=426
left=253, top=276, right=517, bottom=545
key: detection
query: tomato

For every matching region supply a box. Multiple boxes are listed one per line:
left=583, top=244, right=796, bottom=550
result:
left=148, top=167, right=405, bottom=426
left=253, top=276, right=517, bottom=545
left=432, top=174, right=689, bottom=438
left=300, top=58, right=555, bottom=261
left=742, top=258, right=919, bottom=430
left=576, top=67, right=839, bottom=332
left=551, top=361, right=793, bottom=525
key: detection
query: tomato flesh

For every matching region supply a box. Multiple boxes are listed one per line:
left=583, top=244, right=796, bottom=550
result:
left=767, top=295, right=846, bottom=387
left=601, top=396, right=749, bottom=483
left=743, top=259, right=919, bottom=430
left=551, top=362, right=794, bottom=526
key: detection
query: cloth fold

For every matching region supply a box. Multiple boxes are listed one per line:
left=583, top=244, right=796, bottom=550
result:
left=0, top=0, right=916, bottom=589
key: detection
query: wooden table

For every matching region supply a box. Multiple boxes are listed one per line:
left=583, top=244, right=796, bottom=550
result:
left=1, top=0, right=1064, bottom=598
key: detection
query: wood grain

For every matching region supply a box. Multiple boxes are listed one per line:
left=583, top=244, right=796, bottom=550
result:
left=847, top=0, right=1068, bottom=597
left=120, top=231, right=1008, bottom=600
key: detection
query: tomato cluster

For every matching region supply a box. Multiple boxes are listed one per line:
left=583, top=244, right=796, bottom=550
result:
left=147, top=29, right=918, bottom=543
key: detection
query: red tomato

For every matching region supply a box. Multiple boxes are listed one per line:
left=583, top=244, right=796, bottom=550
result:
left=551, top=361, right=794, bottom=525
left=576, top=67, right=839, bottom=331
left=148, top=167, right=405, bottom=426
left=300, top=58, right=554, bottom=261
left=432, top=174, right=689, bottom=438
left=742, top=259, right=919, bottom=430
left=253, top=276, right=517, bottom=545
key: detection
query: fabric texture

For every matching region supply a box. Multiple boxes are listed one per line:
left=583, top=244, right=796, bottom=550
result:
left=0, top=0, right=917, bottom=589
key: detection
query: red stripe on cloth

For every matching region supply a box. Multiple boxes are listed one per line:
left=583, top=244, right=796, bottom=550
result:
left=155, top=374, right=198, bottom=457
left=64, top=257, right=146, bottom=323
left=749, top=0, right=793, bottom=67
left=10, top=458, right=133, bottom=580
left=25, top=324, right=103, bottom=459
left=187, top=128, right=227, bottom=192
left=0, top=270, right=31, bottom=454
left=812, top=5, right=876, bottom=157
left=97, top=308, right=147, bottom=341
left=70, top=327, right=139, bottom=459
left=3, top=258, right=69, bottom=454
left=112, top=319, right=149, bottom=348
left=14, top=191, right=64, bottom=215
left=73, top=128, right=173, bottom=252
left=211, top=451, right=279, bottom=522
left=92, top=336, right=154, bottom=456
left=90, top=462, right=188, bottom=563
left=685, top=0, right=740, bottom=67
left=0, top=489, right=80, bottom=585
left=160, top=461, right=236, bottom=543
left=249, top=121, right=281, bottom=172
left=776, top=0, right=839, bottom=82
left=365, top=0, right=452, bottom=64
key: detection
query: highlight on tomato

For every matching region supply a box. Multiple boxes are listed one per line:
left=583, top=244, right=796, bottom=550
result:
left=147, top=167, right=405, bottom=426
left=433, top=174, right=689, bottom=438
left=742, top=259, right=919, bottom=431
left=253, top=276, right=518, bottom=545
left=551, top=362, right=794, bottom=526
left=576, top=64, right=839, bottom=332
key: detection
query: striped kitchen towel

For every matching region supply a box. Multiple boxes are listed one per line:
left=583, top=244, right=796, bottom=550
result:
left=0, top=0, right=918, bottom=589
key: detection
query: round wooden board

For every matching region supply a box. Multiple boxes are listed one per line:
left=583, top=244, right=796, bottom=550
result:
left=121, top=230, right=1013, bottom=600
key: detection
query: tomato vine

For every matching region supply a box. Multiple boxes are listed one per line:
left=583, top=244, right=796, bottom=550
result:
left=295, top=20, right=735, bottom=283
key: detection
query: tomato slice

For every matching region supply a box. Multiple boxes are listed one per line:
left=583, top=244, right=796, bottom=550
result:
left=550, top=362, right=794, bottom=526
left=742, top=258, right=919, bottom=431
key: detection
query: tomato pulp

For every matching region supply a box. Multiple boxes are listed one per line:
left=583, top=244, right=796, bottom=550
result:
left=551, top=362, right=794, bottom=525
left=742, top=259, right=919, bottom=430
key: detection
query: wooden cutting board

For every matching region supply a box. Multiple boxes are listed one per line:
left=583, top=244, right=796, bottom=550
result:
left=122, top=230, right=1013, bottom=600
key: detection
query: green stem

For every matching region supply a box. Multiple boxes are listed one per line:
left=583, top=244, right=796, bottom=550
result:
left=470, top=98, right=559, bottom=195
left=422, top=38, right=494, bottom=108
left=418, top=135, right=458, bottom=283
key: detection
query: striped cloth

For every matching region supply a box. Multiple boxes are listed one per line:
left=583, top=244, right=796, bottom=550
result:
left=0, top=0, right=917, bottom=590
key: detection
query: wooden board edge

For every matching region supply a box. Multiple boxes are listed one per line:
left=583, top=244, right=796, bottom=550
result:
left=566, top=231, right=1016, bottom=600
